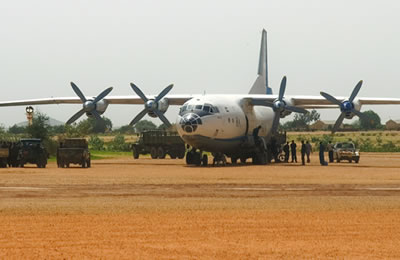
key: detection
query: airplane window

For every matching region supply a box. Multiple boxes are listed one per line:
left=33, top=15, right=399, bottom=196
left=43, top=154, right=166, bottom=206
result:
left=187, top=105, right=194, bottom=111
left=213, top=106, right=220, bottom=113
left=203, top=105, right=210, bottom=112
left=195, top=105, right=202, bottom=110
left=228, top=118, right=230, bottom=123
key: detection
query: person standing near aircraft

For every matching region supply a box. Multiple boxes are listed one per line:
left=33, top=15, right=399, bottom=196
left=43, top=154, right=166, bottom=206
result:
left=252, top=125, right=262, bottom=148
left=305, top=141, right=312, bottom=163
left=290, top=140, right=297, bottom=163
left=301, top=140, right=306, bottom=165
left=283, top=142, right=289, bottom=162
left=327, top=141, right=334, bottom=163
left=319, top=142, right=328, bottom=166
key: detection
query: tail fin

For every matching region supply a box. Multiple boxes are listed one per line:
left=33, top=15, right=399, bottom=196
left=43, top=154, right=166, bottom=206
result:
left=248, top=29, right=272, bottom=95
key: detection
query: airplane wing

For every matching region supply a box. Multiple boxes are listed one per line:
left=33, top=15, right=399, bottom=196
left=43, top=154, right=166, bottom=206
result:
left=0, top=95, right=194, bottom=107
left=248, top=95, right=400, bottom=109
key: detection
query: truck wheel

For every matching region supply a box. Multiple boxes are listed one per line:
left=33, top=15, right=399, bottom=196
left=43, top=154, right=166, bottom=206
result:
left=150, top=147, right=158, bottom=159
left=157, top=147, right=166, bottom=159
left=82, top=159, right=86, bottom=168
left=169, top=152, right=177, bottom=159
left=337, top=158, right=341, bottom=163
left=132, top=146, right=139, bottom=159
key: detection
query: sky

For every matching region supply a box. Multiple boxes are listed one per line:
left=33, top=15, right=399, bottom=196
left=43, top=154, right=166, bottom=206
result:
left=1, top=0, right=399, bottom=127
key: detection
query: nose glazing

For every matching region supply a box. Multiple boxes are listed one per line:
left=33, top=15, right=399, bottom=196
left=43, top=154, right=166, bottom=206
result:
left=179, top=113, right=202, bottom=133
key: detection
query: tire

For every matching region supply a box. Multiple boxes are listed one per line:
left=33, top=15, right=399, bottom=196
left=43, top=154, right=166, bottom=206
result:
left=132, top=146, right=139, bottom=159
left=337, top=158, right=341, bottom=163
left=87, top=159, right=91, bottom=168
left=157, top=147, right=166, bottom=159
left=349, top=159, right=352, bottom=163
left=231, top=157, right=238, bottom=164
left=186, top=151, right=193, bottom=165
left=169, top=152, right=177, bottom=159
left=202, top=154, right=208, bottom=166
left=240, top=157, right=246, bottom=164
left=178, top=147, right=186, bottom=159
left=150, top=147, right=158, bottom=159
left=82, top=159, right=86, bottom=168
left=355, top=158, right=359, bottom=163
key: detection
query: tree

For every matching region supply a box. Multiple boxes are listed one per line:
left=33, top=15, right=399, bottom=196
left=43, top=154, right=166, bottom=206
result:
left=134, top=120, right=157, bottom=133
left=76, top=116, right=113, bottom=135
left=359, top=110, right=382, bottom=130
left=282, top=110, right=320, bottom=131
left=8, top=124, right=26, bottom=134
left=26, top=112, right=50, bottom=140
left=114, top=125, right=135, bottom=135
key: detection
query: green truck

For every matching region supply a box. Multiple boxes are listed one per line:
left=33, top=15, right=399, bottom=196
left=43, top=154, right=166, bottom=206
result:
left=17, top=139, right=48, bottom=168
left=132, top=130, right=186, bottom=159
left=0, top=143, right=9, bottom=168
left=57, top=138, right=91, bottom=168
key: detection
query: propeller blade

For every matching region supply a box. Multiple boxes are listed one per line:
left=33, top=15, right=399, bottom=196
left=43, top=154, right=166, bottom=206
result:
left=129, top=109, right=148, bottom=126
left=91, top=110, right=103, bottom=122
left=70, top=82, right=87, bottom=103
left=251, top=99, right=274, bottom=108
left=154, top=84, right=174, bottom=103
left=278, top=76, right=287, bottom=101
left=285, top=105, right=308, bottom=114
left=130, top=83, right=149, bottom=102
left=332, top=112, right=346, bottom=133
left=93, top=87, right=113, bottom=104
left=153, top=109, right=172, bottom=127
left=320, top=92, right=342, bottom=106
left=271, top=112, right=281, bottom=134
left=66, top=109, right=85, bottom=125
left=351, top=109, right=365, bottom=119
left=349, top=80, right=363, bottom=103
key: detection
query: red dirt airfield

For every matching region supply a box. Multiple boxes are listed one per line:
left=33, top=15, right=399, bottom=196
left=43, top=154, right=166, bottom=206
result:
left=1, top=153, right=400, bottom=259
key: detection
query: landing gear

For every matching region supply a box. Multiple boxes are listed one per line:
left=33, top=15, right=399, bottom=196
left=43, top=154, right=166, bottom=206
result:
left=186, top=149, right=204, bottom=166
left=212, top=153, right=226, bottom=166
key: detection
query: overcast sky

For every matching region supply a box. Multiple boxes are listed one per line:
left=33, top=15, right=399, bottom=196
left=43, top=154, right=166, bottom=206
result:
left=1, top=0, right=399, bottom=127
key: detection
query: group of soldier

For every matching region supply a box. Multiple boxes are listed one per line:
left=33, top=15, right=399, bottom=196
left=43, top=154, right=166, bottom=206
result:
left=282, top=140, right=312, bottom=165
left=282, top=140, right=334, bottom=166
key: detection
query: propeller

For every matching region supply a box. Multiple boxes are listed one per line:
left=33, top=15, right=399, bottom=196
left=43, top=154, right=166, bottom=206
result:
left=66, top=82, right=113, bottom=125
left=252, top=76, right=308, bottom=133
left=129, top=83, right=173, bottom=127
left=320, top=80, right=365, bottom=133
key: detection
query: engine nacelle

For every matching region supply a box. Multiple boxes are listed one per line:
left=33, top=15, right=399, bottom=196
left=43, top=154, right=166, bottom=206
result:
left=343, top=98, right=362, bottom=119
left=86, top=99, right=109, bottom=117
left=148, top=98, right=169, bottom=118
left=279, top=98, right=293, bottom=118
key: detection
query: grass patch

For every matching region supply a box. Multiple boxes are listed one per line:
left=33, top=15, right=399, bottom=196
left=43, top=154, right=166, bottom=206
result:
left=90, top=150, right=132, bottom=160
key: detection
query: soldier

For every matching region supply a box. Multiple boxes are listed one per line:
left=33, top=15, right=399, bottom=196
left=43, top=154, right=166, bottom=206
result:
left=290, top=140, right=297, bottom=163
left=283, top=142, right=290, bottom=162
left=252, top=125, right=262, bottom=148
left=327, top=141, right=334, bottom=163
left=305, top=141, right=312, bottom=163
left=319, top=142, right=328, bottom=166
left=301, top=140, right=306, bottom=165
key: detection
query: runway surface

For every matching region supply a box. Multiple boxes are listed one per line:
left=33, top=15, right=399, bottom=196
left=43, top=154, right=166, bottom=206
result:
left=1, top=153, right=400, bottom=258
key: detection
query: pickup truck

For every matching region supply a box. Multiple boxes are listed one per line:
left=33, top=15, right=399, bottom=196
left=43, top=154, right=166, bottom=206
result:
left=57, top=138, right=91, bottom=168
left=333, top=142, right=360, bottom=163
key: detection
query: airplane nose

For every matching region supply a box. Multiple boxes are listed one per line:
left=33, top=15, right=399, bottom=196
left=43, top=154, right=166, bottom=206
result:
left=179, top=113, right=202, bottom=133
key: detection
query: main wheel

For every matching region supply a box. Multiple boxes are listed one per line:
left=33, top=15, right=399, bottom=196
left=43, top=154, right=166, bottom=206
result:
left=150, top=147, right=158, bottom=159
left=132, top=146, right=139, bottom=159
left=202, top=154, right=208, bottom=167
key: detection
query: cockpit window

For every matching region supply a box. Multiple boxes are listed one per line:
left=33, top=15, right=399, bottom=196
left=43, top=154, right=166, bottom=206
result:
left=187, top=105, right=194, bottom=111
left=203, top=105, right=210, bottom=112
left=195, top=105, right=202, bottom=110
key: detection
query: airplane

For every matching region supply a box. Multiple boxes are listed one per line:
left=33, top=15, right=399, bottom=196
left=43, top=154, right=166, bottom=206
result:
left=1, top=29, right=400, bottom=166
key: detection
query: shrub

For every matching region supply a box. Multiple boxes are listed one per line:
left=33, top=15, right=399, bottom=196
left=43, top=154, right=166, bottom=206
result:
left=88, top=135, right=104, bottom=150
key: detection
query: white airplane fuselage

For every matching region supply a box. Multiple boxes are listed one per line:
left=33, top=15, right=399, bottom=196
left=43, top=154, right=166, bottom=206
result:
left=176, top=95, right=276, bottom=154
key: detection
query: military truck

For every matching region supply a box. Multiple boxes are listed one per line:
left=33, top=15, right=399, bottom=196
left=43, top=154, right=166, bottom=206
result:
left=57, top=138, right=91, bottom=168
left=132, top=130, right=186, bottom=159
left=0, top=142, right=9, bottom=168
left=17, top=139, right=48, bottom=168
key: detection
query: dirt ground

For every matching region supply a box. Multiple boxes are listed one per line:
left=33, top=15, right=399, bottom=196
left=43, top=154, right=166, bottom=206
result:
left=1, top=153, right=400, bottom=259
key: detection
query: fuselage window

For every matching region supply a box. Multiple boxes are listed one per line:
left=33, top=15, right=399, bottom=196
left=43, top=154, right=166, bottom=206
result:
left=195, top=105, right=202, bottom=110
left=228, top=118, right=230, bottom=123
left=225, top=107, right=229, bottom=112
